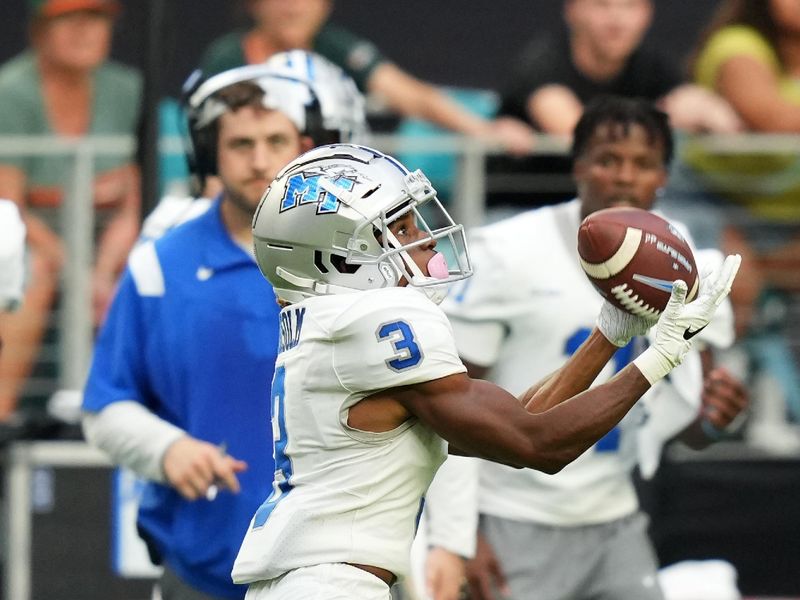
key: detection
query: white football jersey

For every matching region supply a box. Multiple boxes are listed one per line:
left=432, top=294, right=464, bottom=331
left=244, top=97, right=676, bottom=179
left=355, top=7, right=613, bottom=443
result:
left=0, top=199, right=26, bottom=311
left=442, top=199, right=729, bottom=526
left=232, top=287, right=466, bottom=584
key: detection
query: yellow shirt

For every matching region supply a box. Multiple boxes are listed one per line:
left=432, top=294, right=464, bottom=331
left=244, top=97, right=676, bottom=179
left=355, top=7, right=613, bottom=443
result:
left=685, top=25, right=800, bottom=222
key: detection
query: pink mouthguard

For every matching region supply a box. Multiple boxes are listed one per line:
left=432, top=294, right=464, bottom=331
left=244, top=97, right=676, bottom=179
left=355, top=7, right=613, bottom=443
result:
left=427, top=252, right=449, bottom=280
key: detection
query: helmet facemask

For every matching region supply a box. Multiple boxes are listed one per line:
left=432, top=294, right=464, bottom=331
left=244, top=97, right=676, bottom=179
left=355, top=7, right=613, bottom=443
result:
left=253, top=145, right=472, bottom=304
left=344, top=172, right=471, bottom=304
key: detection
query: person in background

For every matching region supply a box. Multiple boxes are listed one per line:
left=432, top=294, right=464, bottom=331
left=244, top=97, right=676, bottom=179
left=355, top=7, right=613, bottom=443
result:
left=0, top=199, right=26, bottom=441
left=693, top=0, right=800, bottom=133
left=0, top=200, right=27, bottom=316
left=199, top=0, right=535, bottom=154
left=679, top=0, right=800, bottom=444
left=0, top=0, right=141, bottom=420
left=81, top=62, right=362, bottom=600
left=408, top=455, right=479, bottom=600
left=140, top=50, right=369, bottom=242
left=439, top=96, right=748, bottom=600
left=498, top=0, right=742, bottom=135
left=687, top=0, right=800, bottom=306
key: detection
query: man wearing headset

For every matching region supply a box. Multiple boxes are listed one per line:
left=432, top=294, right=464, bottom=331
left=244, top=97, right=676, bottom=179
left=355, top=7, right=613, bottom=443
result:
left=81, top=56, right=363, bottom=600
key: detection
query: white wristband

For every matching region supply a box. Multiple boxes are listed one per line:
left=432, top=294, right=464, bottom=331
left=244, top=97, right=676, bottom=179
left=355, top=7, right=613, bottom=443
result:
left=632, top=346, right=675, bottom=385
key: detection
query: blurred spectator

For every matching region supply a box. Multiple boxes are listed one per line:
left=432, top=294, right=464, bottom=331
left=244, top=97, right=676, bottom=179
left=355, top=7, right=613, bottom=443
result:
left=687, top=0, right=800, bottom=299
left=693, top=0, right=800, bottom=133
left=0, top=0, right=141, bottom=421
left=498, top=0, right=742, bottom=135
left=199, top=0, right=535, bottom=154
left=680, top=0, right=800, bottom=443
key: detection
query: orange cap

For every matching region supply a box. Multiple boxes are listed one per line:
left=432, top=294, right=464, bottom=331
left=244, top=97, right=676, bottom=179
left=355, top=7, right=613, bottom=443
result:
left=29, top=0, right=121, bottom=19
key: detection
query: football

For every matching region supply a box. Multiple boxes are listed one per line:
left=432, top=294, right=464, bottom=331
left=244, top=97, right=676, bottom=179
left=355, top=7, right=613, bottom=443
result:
left=577, top=207, right=699, bottom=319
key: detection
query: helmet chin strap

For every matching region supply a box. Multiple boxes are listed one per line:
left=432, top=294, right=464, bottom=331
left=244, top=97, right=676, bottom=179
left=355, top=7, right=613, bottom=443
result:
left=392, top=249, right=448, bottom=304
left=384, top=230, right=450, bottom=304
left=413, top=280, right=450, bottom=305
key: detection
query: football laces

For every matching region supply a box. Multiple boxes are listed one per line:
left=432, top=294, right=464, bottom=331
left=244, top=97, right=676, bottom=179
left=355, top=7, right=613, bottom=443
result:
left=611, top=283, right=661, bottom=319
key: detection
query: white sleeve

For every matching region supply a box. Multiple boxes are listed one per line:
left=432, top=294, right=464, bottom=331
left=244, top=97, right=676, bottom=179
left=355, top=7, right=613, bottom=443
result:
left=81, top=401, right=187, bottom=483
left=635, top=349, right=703, bottom=479
left=333, top=290, right=466, bottom=393
left=449, top=319, right=506, bottom=367
left=424, top=455, right=479, bottom=558
left=0, top=200, right=26, bottom=311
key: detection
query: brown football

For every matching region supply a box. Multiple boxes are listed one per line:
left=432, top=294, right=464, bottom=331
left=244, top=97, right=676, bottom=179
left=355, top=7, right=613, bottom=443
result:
left=577, top=207, right=698, bottom=318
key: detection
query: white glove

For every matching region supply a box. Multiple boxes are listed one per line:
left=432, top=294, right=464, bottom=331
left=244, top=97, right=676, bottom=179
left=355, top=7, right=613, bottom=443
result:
left=633, top=254, right=741, bottom=384
left=597, top=300, right=655, bottom=347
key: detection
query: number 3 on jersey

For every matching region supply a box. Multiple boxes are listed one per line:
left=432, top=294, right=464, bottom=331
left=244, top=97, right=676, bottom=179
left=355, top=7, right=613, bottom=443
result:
left=377, top=320, right=423, bottom=371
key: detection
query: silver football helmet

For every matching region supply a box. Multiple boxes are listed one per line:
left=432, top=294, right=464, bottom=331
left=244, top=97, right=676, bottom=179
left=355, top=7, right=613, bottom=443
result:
left=252, top=144, right=472, bottom=304
left=264, top=50, right=368, bottom=144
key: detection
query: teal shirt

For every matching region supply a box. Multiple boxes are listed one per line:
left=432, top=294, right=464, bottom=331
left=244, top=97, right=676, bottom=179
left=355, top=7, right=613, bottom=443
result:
left=0, top=51, right=142, bottom=191
left=199, top=23, right=384, bottom=92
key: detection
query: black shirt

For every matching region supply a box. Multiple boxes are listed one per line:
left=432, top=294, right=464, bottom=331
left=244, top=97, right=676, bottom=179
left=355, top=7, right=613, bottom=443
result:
left=499, top=32, right=683, bottom=129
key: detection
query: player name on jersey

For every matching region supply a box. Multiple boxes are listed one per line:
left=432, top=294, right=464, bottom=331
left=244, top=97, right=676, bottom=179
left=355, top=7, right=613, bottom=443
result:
left=278, top=307, right=305, bottom=353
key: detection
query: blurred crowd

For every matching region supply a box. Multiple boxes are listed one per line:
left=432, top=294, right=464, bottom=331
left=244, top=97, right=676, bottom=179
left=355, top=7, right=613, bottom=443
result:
left=0, top=1, right=799, bottom=599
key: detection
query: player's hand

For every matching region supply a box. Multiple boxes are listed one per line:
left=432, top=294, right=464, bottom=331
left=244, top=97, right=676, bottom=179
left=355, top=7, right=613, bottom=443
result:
left=464, top=533, right=510, bottom=600
left=596, top=300, right=655, bottom=347
left=702, top=367, right=748, bottom=430
left=685, top=253, right=741, bottom=328
left=162, top=437, right=247, bottom=501
left=634, top=254, right=741, bottom=384
left=425, top=546, right=466, bottom=600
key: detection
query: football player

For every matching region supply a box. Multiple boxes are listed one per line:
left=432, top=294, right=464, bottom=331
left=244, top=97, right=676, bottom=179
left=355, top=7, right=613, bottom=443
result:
left=81, top=62, right=366, bottom=600
left=0, top=199, right=26, bottom=391
left=231, top=142, right=740, bottom=599
left=440, top=95, right=749, bottom=600
left=0, top=199, right=26, bottom=315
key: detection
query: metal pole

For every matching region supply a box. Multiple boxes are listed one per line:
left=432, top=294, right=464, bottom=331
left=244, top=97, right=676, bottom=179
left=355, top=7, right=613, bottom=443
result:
left=453, top=138, right=487, bottom=229
left=4, top=443, right=33, bottom=600
left=60, top=143, right=95, bottom=390
left=2, top=442, right=111, bottom=600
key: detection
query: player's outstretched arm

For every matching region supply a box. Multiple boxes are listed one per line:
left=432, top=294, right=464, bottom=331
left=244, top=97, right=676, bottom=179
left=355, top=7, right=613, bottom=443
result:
left=395, top=255, right=740, bottom=473
left=395, top=364, right=651, bottom=474
left=523, top=254, right=741, bottom=411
